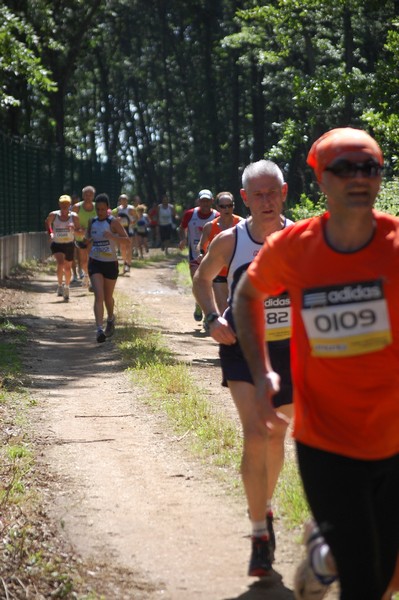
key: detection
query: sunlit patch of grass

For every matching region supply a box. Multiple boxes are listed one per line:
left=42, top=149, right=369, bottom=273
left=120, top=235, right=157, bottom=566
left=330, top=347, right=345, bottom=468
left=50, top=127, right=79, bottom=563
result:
left=274, top=457, right=310, bottom=527
left=115, top=271, right=308, bottom=525
left=175, top=258, right=191, bottom=288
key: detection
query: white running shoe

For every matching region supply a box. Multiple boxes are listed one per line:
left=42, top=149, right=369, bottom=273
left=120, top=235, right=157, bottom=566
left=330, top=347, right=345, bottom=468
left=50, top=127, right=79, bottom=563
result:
left=82, top=275, right=90, bottom=288
left=293, top=520, right=336, bottom=600
left=63, top=286, right=70, bottom=301
left=57, top=284, right=64, bottom=297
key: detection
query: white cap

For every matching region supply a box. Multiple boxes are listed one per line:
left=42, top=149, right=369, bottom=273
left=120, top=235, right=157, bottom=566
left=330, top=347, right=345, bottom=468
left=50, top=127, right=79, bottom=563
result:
left=198, top=189, right=213, bottom=200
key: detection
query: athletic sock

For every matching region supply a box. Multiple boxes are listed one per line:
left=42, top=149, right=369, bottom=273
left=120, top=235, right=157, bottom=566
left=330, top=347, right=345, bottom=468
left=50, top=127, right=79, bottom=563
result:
left=252, top=519, right=268, bottom=538
left=311, top=542, right=335, bottom=578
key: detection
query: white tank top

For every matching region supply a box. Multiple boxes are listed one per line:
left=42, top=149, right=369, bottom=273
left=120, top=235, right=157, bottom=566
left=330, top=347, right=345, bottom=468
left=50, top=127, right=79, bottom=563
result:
left=89, top=217, right=118, bottom=262
left=226, top=217, right=294, bottom=344
left=53, top=211, right=75, bottom=244
left=158, top=205, right=173, bottom=226
left=187, top=207, right=218, bottom=260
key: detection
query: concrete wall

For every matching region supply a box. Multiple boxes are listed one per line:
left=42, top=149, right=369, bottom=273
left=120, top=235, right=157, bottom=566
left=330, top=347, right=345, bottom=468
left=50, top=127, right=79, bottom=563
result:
left=0, top=232, right=50, bottom=279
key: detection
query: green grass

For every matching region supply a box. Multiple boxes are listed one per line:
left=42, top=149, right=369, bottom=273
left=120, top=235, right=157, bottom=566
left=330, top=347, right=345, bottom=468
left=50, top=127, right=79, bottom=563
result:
left=115, top=292, right=308, bottom=523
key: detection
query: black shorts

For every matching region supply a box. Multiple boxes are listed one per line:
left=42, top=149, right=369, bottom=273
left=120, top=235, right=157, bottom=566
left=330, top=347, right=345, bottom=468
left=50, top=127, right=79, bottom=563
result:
left=75, top=240, right=88, bottom=250
left=88, top=258, right=119, bottom=280
left=50, top=241, right=75, bottom=262
left=159, top=224, right=172, bottom=241
left=137, top=231, right=148, bottom=238
left=219, top=341, right=292, bottom=408
left=213, top=275, right=227, bottom=283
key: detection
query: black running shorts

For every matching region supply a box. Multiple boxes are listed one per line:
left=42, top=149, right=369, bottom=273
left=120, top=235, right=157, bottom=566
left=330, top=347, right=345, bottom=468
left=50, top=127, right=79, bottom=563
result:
left=219, top=341, right=292, bottom=408
left=50, top=241, right=75, bottom=262
left=88, top=258, right=119, bottom=280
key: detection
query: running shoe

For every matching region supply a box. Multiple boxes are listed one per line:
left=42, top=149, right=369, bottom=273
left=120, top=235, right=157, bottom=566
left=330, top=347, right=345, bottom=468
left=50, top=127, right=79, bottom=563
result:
left=123, top=263, right=130, bottom=274
left=267, top=512, right=276, bottom=563
left=293, top=520, right=336, bottom=600
left=57, top=285, right=64, bottom=297
left=71, top=275, right=79, bottom=285
left=82, top=275, right=90, bottom=288
left=97, top=329, right=106, bottom=343
left=194, top=304, right=203, bottom=322
left=105, top=318, right=115, bottom=338
left=63, top=286, right=70, bottom=301
left=248, top=535, right=273, bottom=577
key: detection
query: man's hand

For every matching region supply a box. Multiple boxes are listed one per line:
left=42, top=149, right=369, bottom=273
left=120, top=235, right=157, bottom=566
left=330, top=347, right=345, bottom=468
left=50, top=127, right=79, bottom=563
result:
left=208, top=316, right=236, bottom=344
left=254, top=371, right=290, bottom=431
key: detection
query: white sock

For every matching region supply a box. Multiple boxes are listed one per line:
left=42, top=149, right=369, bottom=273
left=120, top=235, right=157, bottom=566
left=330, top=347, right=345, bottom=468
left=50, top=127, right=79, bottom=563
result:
left=252, top=519, right=268, bottom=538
left=311, top=543, right=335, bottom=577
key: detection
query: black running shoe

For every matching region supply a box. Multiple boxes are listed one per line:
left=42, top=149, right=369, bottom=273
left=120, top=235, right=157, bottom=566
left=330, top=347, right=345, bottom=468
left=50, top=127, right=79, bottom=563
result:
left=105, top=319, right=115, bottom=338
left=193, top=304, right=203, bottom=322
left=267, top=512, right=276, bottom=562
left=248, top=535, right=272, bottom=577
left=97, top=329, right=106, bottom=343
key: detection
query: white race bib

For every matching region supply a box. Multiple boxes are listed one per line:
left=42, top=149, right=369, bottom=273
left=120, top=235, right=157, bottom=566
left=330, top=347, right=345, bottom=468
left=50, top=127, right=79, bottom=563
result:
left=301, top=280, right=392, bottom=357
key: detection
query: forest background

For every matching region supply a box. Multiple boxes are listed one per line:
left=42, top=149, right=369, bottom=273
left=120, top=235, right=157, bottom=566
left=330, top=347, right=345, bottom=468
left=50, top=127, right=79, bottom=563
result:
left=1, top=0, right=399, bottom=216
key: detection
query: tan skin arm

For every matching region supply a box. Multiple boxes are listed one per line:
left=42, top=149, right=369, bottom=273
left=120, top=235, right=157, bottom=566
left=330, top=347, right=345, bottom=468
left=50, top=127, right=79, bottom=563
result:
left=196, top=220, right=212, bottom=256
left=45, top=212, right=56, bottom=236
left=72, top=213, right=80, bottom=232
left=192, top=230, right=236, bottom=345
left=105, top=218, right=130, bottom=245
left=233, top=272, right=288, bottom=429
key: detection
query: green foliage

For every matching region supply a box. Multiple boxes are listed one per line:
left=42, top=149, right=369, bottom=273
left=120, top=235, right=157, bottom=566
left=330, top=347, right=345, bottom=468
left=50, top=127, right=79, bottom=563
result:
left=375, top=177, right=399, bottom=216
left=287, top=194, right=326, bottom=221
left=2, top=0, right=399, bottom=206
left=0, top=5, right=56, bottom=109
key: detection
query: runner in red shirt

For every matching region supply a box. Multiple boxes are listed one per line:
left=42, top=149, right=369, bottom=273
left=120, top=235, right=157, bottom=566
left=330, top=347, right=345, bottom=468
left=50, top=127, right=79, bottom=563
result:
left=178, top=189, right=218, bottom=322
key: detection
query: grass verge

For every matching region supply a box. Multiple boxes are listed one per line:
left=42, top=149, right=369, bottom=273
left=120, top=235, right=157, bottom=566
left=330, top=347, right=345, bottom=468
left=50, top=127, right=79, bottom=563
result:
left=115, top=285, right=309, bottom=527
left=0, top=273, right=159, bottom=599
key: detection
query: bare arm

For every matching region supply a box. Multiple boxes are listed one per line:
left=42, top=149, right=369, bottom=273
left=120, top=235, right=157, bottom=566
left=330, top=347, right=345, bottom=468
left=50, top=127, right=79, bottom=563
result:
left=45, top=212, right=55, bottom=237
left=192, top=231, right=236, bottom=344
left=196, top=221, right=212, bottom=255
left=108, top=218, right=130, bottom=245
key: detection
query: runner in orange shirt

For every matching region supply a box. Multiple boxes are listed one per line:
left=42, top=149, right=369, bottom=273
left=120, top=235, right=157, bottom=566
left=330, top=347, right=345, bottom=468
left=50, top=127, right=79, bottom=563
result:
left=233, top=128, right=399, bottom=600
left=197, top=191, right=243, bottom=314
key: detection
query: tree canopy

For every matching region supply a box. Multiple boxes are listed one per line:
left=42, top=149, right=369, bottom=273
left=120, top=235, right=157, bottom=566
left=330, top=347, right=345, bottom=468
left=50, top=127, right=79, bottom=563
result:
left=1, top=0, right=399, bottom=208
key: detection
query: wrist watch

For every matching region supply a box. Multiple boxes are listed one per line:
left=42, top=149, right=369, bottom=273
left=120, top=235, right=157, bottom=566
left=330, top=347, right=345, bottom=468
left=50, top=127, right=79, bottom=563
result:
left=204, top=312, right=220, bottom=325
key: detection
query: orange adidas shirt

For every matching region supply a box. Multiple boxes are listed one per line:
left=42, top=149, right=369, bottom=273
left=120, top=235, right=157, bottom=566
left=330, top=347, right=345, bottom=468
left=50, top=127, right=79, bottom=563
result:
left=247, top=211, right=399, bottom=460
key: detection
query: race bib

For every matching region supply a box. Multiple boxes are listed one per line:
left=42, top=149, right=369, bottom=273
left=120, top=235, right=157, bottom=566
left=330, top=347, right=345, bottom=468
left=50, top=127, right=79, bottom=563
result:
left=301, top=280, right=392, bottom=357
left=92, top=240, right=113, bottom=259
left=265, top=292, right=291, bottom=342
left=54, top=227, right=73, bottom=244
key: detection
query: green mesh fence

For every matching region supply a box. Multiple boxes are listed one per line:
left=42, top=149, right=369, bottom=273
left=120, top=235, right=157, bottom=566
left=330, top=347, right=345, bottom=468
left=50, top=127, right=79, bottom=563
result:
left=0, top=131, right=122, bottom=236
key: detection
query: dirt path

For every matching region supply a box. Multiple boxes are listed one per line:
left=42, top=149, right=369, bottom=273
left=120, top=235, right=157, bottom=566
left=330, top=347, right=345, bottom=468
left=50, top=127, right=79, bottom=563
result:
left=16, top=253, right=339, bottom=600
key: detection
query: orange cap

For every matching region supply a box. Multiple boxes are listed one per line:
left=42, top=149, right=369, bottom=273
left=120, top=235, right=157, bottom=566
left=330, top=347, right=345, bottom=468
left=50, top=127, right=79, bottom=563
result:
left=307, top=127, right=383, bottom=181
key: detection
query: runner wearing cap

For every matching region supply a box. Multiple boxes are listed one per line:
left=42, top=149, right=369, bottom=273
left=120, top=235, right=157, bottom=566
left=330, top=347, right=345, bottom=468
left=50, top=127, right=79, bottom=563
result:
left=45, top=195, right=80, bottom=301
left=233, top=127, right=398, bottom=600
left=178, top=189, right=219, bottom=322
left=196, top=191, right=243, bottom=315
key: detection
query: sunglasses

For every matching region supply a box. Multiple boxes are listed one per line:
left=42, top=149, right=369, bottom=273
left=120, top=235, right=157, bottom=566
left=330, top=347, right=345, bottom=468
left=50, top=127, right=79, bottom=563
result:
left=325, top=159, right=383, bottom=179
left=218, top=203, right=234, bottom=209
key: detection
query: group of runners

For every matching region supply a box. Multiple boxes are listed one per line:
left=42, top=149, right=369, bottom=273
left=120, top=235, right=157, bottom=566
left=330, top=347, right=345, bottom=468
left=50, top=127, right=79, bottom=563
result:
left=44, top=126, right=398, bottom=599
left=189, top=128, right=398, bottom=600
